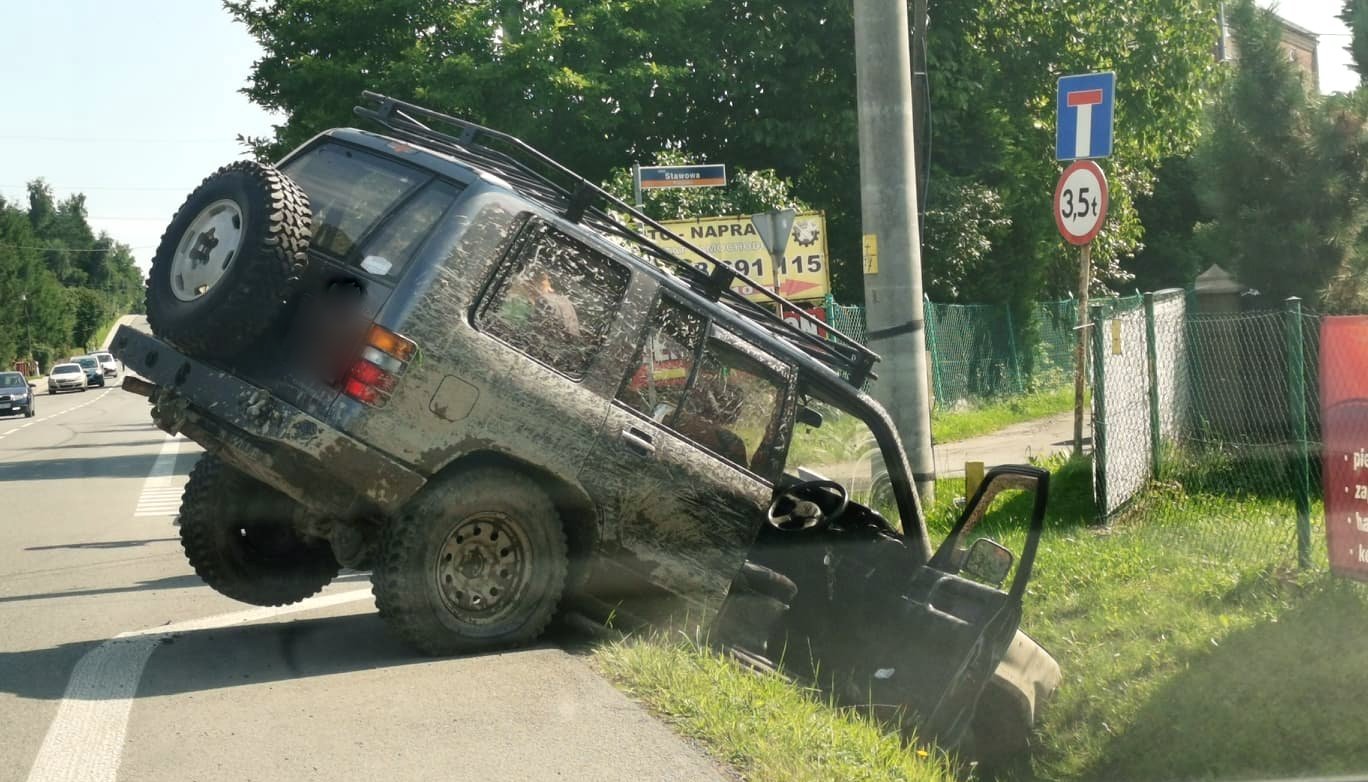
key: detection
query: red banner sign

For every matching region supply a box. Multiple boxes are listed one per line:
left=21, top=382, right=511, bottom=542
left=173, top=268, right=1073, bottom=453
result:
left=1320, top=317, right=1368, bottom=581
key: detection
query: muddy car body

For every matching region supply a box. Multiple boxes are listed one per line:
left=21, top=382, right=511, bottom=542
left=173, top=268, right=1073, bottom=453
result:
left=112, top=93, right=1058, bottom=760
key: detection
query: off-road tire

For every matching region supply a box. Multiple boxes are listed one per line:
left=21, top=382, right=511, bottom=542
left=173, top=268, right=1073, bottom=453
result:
left=179, top=454, right=339, bottom=606
left=145, top=160, right=311, bottom=358
left=373, top=467, right=569, bottom=656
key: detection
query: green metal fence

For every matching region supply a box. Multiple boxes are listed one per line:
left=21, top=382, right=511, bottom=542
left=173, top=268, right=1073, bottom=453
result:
left=1090, top=292, right=1321, bottom=570
left=821, top=295, right=1078, bottom=410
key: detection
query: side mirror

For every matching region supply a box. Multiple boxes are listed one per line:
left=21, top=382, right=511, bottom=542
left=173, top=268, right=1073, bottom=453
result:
left=796, top=405, right=824, bottom=429
left=963, top=538, right=1014, bottom=588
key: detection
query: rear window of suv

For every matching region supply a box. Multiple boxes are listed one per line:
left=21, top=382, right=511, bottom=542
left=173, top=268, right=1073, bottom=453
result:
left=281, top=142, right=429, bottom=260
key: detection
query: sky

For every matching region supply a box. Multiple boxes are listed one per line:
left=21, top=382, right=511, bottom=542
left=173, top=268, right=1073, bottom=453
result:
left=0, top=1, right=1359, bottom=275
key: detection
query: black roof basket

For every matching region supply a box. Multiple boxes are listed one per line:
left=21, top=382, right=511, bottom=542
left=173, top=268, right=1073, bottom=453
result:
left=353, top=91, right=879, bottom=387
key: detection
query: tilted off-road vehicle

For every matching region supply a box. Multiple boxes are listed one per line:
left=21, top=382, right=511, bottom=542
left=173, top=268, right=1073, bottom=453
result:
left=112, top=93, right=1059, bottom=764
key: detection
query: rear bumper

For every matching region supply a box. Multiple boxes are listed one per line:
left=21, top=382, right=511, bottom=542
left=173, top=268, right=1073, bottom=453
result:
left=110, top=325, right=426, bottom=515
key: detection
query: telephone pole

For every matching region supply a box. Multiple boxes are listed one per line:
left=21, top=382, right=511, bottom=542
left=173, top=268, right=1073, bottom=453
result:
left=855, top=0, right=936, bottom=502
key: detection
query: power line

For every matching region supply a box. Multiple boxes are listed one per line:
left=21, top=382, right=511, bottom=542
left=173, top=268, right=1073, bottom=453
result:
left=0, top=134, right=232, bottom=144
left=1, top=184, right=191, bottom=192
left=0, top=241, right=156, bottom=252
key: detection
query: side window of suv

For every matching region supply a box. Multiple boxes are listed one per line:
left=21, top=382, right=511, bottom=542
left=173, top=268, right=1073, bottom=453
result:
left=617, top=295, right=789, bottom=479
left=478, top=222, right=631, bottom=379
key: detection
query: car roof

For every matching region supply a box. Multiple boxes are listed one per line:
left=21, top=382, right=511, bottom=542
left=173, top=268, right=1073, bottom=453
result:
left=306, top=129, right=873, bottom=396
left=53, top=363, right=80, bottom=371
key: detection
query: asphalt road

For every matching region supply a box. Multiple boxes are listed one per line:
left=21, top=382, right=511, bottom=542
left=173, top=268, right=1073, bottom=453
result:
left=0, top=381, right=726, bottom=782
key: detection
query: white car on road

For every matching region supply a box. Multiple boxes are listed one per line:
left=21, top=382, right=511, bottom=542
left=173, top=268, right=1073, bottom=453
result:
left=92, top=350, right=120, bottom=379
left=47, top=363, right=88, bottom=394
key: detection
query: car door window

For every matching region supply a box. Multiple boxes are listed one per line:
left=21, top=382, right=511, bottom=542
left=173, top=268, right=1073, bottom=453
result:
left=673, top=336, right=786, bottom=478
left=617, top=296, right=788, bottom=479
left=616, top=297, right=706, bottom=422
left=478, top=221, right=631, bottom=380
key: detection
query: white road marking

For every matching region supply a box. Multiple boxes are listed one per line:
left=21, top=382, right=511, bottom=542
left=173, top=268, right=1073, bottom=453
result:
left=24, top=589, right=374, bottom=782
left=134, top=435, right=187, bottom=517
left=0, top=388, right=116, bottom=439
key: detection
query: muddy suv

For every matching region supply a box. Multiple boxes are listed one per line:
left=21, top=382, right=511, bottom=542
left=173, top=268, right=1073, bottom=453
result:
left=112, top=93, right=1058, bottom=760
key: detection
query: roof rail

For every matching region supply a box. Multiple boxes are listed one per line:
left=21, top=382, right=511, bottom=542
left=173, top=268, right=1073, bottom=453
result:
left=353, top=91, right=880, bottom=386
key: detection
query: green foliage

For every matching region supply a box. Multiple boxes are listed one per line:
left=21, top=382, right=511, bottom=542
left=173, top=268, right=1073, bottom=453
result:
left=924, top=456, right=1368, bottom=782
left=923, top=0, right=1220, bottom=301
left=1195, top=1, right=1368, bottom=310
left=596, top=638, right=956, bottom=782
left=601, top=150, right=810, bottom=221
left=70, top=288, right=112, bottom=352
left=0, top=182, right=142, bottom=368
left=226, top=0, right=1220, bottom=309
left=1342, top=0, right=1368, bottom=82
left=930, top=387, right=1077, bottom=443
left=1124, top=155, right=1212, bottom=292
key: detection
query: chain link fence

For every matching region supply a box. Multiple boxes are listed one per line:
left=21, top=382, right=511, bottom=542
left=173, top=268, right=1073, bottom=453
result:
left=821, top=295, right=1078, bottom=411
left=1091, top=292, right=1321, bottom=568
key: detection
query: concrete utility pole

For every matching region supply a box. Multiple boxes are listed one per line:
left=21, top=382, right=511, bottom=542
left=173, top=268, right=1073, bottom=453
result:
left=855, top=0, right=936, bottom=502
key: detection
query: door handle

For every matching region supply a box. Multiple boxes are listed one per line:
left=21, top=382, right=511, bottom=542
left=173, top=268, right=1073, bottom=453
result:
left=620, top=428, right=656, bottom=456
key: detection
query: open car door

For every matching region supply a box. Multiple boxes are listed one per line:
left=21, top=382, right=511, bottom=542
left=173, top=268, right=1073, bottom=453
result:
left=865, top=465, right=1050, bottom=745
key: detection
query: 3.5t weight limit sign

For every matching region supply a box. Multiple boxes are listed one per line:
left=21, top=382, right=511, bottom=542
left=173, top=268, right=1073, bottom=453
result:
left=1053, top=160, right=1109, bottom=246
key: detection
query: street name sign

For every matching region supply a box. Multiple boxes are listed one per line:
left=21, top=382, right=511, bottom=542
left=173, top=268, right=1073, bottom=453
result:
left=638, top=164, right=727, bottom=190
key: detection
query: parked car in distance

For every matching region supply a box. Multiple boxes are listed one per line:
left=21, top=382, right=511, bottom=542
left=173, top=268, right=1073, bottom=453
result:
left=0, top=371, right=35, bottom=417
left=92, top=351, right=119, bottom=379
left=48, top=363, right=87, bottom=394
left=69, top=356, right=106, bottom=388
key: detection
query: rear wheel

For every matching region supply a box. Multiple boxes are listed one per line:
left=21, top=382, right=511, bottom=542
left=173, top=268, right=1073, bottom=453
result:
left=145, top=161, right=311, bottom=359
left=179, top=454, right=339, bottom=606
left=373, top=467, right=568, bottom=655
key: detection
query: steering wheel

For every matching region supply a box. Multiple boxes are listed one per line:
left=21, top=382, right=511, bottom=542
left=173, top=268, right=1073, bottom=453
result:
left=766, top=479, right=849, bottom=532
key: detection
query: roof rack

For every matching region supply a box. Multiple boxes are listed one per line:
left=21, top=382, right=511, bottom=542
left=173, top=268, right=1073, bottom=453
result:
left=353, top=91, right=879, bottom=387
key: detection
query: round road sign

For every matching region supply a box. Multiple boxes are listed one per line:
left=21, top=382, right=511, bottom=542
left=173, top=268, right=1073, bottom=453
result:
left=1053, top=160, right=1109, bottom=246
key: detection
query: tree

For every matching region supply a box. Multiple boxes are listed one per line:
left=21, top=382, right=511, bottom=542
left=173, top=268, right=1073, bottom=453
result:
left=1194, top=0, right=1368, bottom=307
left=1124, top=155, right=1212, bottom=292
left=226, top=0, right=1221, bottom=319
left=0, top=183, right=144, bottom=368
left=602, top=151, right=810, bottom=222
left=1342, top=0, right=1368, bottom=82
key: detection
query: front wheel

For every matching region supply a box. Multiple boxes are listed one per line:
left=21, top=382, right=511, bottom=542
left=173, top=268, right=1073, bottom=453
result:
left=179, top=455, right=339, bottom=606
left=373, top=467, right=568, bottom=656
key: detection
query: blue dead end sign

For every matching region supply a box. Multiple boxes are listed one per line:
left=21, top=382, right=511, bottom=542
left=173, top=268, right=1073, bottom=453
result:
left=1056, top=72, right=1115, bottom=161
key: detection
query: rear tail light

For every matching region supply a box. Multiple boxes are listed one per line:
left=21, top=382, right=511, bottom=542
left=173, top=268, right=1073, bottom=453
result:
left=342, top=325, right=419, bottom=407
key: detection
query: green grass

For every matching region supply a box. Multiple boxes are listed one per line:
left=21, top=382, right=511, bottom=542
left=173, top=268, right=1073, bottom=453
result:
left=595, top=638, right=956, bottom=782
left=597, top=454, right=1368, bottom=782
left=931, top=387, right=1077, bottom=444
left=927, top=455, right=1368, bottom=782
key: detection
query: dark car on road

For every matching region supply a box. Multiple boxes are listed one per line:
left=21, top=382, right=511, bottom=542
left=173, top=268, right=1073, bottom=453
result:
left=111, top=92, right=1059, bottom=764
left=69, top=356, right=106, bottom=388
left=0, top=371, right=35, bottom=418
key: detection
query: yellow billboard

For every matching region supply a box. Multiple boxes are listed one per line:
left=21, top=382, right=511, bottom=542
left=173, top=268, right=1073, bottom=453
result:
left=636, top=211, right=831, bottom=302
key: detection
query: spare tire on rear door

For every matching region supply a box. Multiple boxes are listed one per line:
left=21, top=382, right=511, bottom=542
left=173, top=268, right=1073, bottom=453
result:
left=145, top=160, right=311, bottom=359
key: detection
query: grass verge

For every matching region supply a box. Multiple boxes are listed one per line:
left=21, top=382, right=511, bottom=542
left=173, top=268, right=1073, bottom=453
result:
left=927, top=455, right=1368, bottom=782
left=931, top=387, right=1076, bottom=444
left=595, top=638, right=956, bottom=782
left=596, top=454, right=1367, bottom=782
